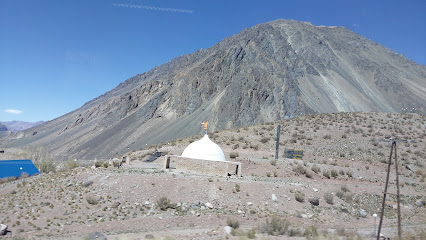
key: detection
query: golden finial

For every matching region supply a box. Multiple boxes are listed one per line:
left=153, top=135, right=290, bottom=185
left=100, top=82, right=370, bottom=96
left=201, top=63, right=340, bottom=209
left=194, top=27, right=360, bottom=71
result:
left=201, top=122, right=208, bottom=134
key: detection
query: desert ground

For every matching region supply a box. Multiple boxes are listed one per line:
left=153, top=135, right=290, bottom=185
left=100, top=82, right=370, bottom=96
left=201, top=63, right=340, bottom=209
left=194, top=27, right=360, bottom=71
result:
left=0, top=112, right=425, bottom=240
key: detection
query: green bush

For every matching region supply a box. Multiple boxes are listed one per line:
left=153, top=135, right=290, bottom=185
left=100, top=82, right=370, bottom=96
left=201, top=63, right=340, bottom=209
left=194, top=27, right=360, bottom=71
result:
left=323, top=170, right=330, bottom=179
left=324, top=192, right=334, bottom=204
left=67, top=160, right=79, bottom=169
left=295, top=191, right=305, bottom=202
left=311, top=164, right=321, bottom=174
left=331, top=169, right=339, bottom=178
left=227, top=218, right=240, bottom=229
left=156, top=196, right=174, bottom=211
left=341, top=184, right=350, bottom=192
left=229, top=152, right=239, bottom=159
left=260, top=215, right=290, bottom=236
left=336, top=190, right=345, bottom=199
left=292, top=165, right=306, bottom=175
left=246, top=228, right=256, bottom=239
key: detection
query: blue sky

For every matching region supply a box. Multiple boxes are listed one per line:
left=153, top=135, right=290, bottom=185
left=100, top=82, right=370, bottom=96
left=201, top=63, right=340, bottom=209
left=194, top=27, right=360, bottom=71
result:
left=1, top=0, right=425, bottom=122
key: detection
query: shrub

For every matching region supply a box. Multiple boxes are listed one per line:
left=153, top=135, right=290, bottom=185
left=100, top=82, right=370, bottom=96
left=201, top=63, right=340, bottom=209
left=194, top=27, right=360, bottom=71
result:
left=270, top=159, right=277, bottom=166
left=323, top=134, right=331, bottom=139
left=227, top=218, right=240, bottom=229
left=229, top=152, right=239, bottom=159
left=67, top=160, right=79, bottom=169
left=103, top=162, right=109, bottom=168
left=288, top=227, right=302, bottom=237
left=250, top=144, right=259, bottom=151
left=346, top=171, right=353, bottom=178
left=336, top=190, right=345, bottom=199
left=324, top=192, right=334, bottom=204
left=311, top=164, right=321, bottom=174
left=38, top=159, right=55, bottom=173
left=304, top=225, right=319, bottom=238
left=19, top=172, right=29, bottom=179
left=246, top=228, right=256, bottom=239
left=292, top=165, right=306, bottom=175
left=266, top=172, right=271, bottom=177
left=156, top=196, right=174, bottom=211
left=260, top=215, right=290, bottom=236
left=235, top=184, right=241, bottom=192
left=323, top=170, right=330, bottom=179
left=94, top=161, right=102, bottom=168
left=341, top=184, right=350, bottom=192
left=331, top=170, right=338, bottom=178
left=260, top=137, right=269, bottom=144
left=295, top=191, right=305, bottom=202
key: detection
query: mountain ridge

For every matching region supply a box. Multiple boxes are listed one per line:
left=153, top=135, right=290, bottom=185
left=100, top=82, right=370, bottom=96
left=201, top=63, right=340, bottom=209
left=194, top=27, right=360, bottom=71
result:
left=0, top=121, right=45, bottom=133
left=1, top=19, right=425, bottom=160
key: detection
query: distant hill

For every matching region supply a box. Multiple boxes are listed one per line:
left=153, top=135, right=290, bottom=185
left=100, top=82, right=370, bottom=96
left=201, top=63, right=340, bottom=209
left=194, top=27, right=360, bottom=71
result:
left=0, top=121, right=44, bottom=132
left=1, top=19, right=425, bottom=160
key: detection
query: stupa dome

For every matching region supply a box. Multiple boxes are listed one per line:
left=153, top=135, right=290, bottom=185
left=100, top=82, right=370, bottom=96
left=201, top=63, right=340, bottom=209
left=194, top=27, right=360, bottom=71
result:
left=181, top=134, right=226, bottom=161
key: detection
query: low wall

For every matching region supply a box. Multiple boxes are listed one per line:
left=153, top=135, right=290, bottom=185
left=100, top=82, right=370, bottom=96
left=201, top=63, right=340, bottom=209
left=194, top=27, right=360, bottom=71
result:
left=164, top=155, right=241, bottom=177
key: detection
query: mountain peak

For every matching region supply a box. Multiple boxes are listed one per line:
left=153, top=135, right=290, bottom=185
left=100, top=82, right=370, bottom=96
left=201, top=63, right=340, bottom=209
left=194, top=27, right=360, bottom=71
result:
left=1, top=19, right=425, bottom=160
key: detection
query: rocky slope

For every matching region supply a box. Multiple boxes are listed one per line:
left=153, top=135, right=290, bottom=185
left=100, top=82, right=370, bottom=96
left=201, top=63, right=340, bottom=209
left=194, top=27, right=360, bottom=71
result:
left=1, top=19, right=425, bottom=160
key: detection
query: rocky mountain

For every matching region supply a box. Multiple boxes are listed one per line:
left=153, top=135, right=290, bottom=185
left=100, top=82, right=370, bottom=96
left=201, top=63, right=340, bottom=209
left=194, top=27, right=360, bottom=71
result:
left=1, top=19, right=425, bottom=160
left=0, top=121, right=44, bottom=132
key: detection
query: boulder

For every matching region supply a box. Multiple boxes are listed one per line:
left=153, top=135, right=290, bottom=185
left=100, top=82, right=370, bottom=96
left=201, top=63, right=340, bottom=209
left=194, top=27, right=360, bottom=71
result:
left=359, top=209, right=367, bottom=218
left=416, top=199, right=424, bottom=208
left=224, top=226, right=232, bottom=235
left=111, top=202, right=120, bottom=208
left=83, top=180, right=94, bottom=187
left=0, top=224, right=8, bottom=235
left=205, top=202, right=214, bottom=209
left=87, top=232, right=107, bottom=240
left=309, top=197, right=319, bottom=206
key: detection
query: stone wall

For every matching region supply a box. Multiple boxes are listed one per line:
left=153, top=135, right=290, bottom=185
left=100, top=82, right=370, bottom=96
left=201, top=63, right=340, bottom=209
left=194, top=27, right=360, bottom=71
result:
left=164, top=155, right=241, bottom=177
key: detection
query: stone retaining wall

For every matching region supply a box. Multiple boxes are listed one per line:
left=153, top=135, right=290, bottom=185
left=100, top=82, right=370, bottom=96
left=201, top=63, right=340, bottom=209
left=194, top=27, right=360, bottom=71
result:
left=164, top=155, right=241, bottom=177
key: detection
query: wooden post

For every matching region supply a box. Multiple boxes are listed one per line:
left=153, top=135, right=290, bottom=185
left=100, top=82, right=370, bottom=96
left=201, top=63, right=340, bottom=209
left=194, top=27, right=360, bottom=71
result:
left=377, top=141, right=402, bottom=240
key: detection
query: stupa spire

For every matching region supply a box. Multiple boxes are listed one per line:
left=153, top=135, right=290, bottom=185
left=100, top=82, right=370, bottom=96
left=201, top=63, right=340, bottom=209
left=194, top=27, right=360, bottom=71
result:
left=201, top=121, right=208, bottom=135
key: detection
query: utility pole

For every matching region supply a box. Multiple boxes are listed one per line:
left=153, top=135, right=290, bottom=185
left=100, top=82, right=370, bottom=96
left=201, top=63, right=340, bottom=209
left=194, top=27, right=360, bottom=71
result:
left=377, top=141, right=402, bottom=240
left=275, top=124, right=280, bottom=159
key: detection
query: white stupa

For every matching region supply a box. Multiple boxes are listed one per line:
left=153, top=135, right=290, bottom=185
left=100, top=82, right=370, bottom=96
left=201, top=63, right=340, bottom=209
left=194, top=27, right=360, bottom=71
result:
left=181, top=134, right=226, bottom=161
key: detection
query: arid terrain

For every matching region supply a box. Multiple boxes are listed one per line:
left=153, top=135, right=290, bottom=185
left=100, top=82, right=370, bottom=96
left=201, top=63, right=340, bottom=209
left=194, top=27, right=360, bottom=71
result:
left=0, top=112, right=425, bottom=239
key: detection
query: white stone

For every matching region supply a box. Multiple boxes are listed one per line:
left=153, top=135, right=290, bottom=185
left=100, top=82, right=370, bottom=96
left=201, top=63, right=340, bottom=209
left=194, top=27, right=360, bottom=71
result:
left=246, top=202, right=253, bottom=206
left=271, top=194, right=277, bottom=202
left=181, top=134, right=226, bottom=161
left=224, top=226, right=232, bottom=235
left=313, top=188, right=319, bottom=192
left=205, top=202, right=214, bottom=209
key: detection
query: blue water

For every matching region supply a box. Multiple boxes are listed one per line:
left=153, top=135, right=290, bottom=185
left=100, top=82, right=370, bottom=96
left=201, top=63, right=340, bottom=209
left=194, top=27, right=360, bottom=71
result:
left=0, top=160, right=40, bottom=178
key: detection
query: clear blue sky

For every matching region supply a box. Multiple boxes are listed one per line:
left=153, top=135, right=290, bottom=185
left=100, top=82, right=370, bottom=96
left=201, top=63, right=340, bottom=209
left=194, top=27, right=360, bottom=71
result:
left=1, top=0, right=425, bottom=122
